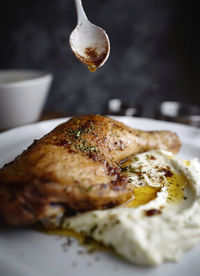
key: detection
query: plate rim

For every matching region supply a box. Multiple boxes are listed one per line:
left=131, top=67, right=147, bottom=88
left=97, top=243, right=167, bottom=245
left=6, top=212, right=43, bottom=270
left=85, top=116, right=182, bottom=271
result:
left=1, top=116, right=200, bottom=275
left=1, top=115, right=200, bottom=139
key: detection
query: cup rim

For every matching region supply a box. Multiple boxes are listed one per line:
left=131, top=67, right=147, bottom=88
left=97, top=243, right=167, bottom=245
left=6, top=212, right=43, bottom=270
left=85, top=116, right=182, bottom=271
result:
left=0, top=69, right=53, bottom=88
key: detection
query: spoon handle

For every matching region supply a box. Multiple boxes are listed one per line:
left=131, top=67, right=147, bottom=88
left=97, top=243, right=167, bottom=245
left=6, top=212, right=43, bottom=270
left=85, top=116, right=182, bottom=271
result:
left=74, top=0, right=88, bottom=24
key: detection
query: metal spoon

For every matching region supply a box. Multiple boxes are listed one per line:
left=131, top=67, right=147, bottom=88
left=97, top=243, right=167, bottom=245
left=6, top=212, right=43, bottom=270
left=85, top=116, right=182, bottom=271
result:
left=69, top=0, right=110, bottom=72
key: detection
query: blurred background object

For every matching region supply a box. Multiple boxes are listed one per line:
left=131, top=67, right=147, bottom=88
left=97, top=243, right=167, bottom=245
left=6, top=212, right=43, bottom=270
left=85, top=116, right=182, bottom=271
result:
left=0, top=0, right=200, bottom=121
left=104, top=99, right=142, bottom=117
left=0, top=70, right=52, bottom=129
left=156, top=101, right=200, bottom=128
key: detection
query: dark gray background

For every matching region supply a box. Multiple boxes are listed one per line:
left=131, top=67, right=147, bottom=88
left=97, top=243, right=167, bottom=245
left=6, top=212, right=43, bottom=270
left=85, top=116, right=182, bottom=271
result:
left=0, top=0, right=200, bottom=117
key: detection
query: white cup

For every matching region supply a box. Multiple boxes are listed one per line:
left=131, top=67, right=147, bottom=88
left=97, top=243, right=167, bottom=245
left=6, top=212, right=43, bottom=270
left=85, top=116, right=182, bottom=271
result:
left=0, top=70, right=53, bottom=129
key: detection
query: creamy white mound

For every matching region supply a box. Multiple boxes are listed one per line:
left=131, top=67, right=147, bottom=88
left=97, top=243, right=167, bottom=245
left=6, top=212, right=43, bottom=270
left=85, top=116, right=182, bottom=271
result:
left=62, top=150, right=200, bottom=266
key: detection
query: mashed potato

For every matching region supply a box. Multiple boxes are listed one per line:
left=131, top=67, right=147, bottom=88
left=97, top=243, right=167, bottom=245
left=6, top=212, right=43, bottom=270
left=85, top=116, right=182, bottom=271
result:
left=62, top=150, right=200, bottom=266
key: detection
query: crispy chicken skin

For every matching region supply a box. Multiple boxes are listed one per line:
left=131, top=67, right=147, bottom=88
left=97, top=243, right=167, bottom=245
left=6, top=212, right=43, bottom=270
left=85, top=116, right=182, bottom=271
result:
left=0, top=115, right=181, bottom=226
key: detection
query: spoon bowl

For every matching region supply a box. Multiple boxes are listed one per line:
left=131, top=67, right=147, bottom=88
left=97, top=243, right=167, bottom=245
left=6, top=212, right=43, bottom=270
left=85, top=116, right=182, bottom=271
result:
left=70, top=0, right=110, bottom=72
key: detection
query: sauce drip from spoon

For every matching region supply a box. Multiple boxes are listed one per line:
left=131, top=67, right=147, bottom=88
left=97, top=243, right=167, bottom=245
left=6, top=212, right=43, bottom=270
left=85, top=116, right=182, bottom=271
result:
left=70, top=0, right=110, bottom=72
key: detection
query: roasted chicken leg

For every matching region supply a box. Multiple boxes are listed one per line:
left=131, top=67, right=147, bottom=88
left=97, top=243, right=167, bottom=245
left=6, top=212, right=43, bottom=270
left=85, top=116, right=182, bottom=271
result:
left=0, top=115, right=181, bottom=226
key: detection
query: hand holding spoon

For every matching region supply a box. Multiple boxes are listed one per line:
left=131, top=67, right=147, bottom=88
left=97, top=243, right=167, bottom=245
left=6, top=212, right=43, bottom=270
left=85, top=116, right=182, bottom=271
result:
left=70, top=0, right=110, bottom=72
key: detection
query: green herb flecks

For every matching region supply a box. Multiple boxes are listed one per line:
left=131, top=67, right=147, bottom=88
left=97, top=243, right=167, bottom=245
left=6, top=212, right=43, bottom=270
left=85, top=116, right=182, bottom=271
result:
left=64, top=122, right=102, bottom=158
left=66, top=124, right=96, bottom=140
left=75, top=140, right=99, bottom=155
left=121, top=165, right=137, bottom=174
left=89, top=224, right=98, bottom=235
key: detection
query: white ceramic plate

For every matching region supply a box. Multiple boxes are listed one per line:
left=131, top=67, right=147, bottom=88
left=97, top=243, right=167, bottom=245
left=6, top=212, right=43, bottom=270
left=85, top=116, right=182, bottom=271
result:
left=1, top=116, right=200, bottom=276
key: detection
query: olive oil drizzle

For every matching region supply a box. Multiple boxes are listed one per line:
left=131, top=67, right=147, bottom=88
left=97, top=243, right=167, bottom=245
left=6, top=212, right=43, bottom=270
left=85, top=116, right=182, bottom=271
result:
left=124, top=186, right=161, bottom=207
left=37, top=224, right=119, bottom=257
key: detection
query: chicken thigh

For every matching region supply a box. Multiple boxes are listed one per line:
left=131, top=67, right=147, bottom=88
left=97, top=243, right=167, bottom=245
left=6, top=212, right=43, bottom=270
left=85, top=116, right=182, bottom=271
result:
left=0, top=115, right=181, bottom=226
